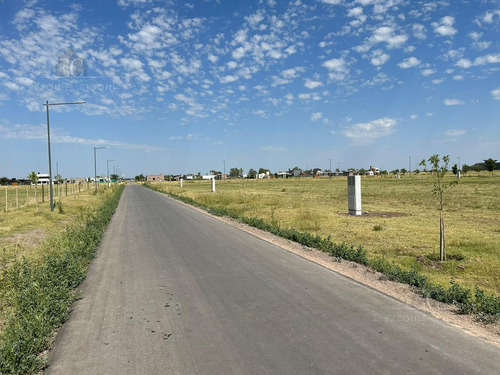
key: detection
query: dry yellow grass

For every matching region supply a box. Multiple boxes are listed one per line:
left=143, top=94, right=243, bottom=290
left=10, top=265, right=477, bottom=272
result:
left=150, top=174, right=500, bottom=295
left=0, top=184, right=119, bottom=267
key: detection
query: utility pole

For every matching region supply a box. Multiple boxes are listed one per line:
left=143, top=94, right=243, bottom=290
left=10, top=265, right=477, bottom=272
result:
left=44, top=100, right=85, bottom=211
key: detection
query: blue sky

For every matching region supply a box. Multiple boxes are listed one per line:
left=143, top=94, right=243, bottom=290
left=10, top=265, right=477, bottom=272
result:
left=1, top=0, right=499, bottom=178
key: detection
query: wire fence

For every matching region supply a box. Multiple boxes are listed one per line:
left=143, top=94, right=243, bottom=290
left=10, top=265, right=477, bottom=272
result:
left=2, top=182, right=103, bottom=212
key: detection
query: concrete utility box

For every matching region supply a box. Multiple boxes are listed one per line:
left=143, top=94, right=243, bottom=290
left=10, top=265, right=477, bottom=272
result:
left=348, top=175, right=362, bottom=216
left=211, top=178, right=216, bottom=192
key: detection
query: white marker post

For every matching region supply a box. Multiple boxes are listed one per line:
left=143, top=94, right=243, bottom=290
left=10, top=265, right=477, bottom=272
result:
left=348, top=175, right=362, bottom=216
left=180, top=178, right=183, bottom=188
left=211, top=177, right=216, bottom=193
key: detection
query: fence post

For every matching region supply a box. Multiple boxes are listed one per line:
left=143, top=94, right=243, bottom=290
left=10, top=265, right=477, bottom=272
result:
left=65, top=183, right=68, bottom=196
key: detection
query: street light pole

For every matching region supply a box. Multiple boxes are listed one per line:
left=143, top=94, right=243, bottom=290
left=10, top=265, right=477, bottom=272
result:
left=44, top=100, right=85, bottom=211
left=107, top=159, right=114, bottom=187
left=93, top=146, right=107, bottom=191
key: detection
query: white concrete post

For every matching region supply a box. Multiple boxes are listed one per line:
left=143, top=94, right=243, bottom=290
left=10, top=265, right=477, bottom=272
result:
left=348, top=175, right=362, bottom=216
left=457, top=171, right=461, bottom=179
left=180, top=178, right=183, bottom=188
left=211, top=177, right=216, bottom=193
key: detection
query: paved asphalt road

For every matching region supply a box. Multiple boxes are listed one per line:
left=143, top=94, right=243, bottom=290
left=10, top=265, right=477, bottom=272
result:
left=46, top=184, right=500, bottom=374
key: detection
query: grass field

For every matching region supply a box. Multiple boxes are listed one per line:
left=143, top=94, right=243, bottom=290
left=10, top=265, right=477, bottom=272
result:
left=148, top=174, right=500, bottom=296
left=0, top=184, right=116, bottom=269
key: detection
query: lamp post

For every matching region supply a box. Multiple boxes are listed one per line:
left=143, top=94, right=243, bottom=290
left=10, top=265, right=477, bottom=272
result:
left=93, top=146, right=107, bottom=191
left=44, top=100, right=85, bottom=211
left=107, top=159, right=115, bottom=187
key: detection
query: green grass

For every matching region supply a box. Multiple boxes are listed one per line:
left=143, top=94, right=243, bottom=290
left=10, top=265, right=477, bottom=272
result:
left=145, top=175, right=500, bottom=296
left=0, top=185, right=124, bottom=374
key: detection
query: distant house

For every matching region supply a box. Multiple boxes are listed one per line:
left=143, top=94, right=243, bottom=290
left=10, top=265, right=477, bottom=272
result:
left=34, top=173, right=52, bottom=185
left=256, top=171, right=270, bottom=179
left=146, top=174, right=165, bottom=182
left=277, top=171, right=290, bottom=178
left=366, top=166, right=380, bottom=176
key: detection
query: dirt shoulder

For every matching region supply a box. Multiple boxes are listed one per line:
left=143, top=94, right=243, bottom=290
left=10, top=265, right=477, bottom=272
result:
left=165, top=194, right=500, bottom=348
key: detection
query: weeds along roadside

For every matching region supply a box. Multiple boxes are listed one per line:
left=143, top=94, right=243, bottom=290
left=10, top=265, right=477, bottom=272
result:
left=0, top=185, right=124, bottom=375
left=143, top=183, right=500, bottom=323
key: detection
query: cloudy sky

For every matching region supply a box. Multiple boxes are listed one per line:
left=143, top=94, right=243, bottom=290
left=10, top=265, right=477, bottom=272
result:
left=1, top=0, right=499, bottom=178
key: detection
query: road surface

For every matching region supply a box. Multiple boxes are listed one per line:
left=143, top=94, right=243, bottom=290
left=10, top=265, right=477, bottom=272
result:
left=46, top=184, right=500, bottom=374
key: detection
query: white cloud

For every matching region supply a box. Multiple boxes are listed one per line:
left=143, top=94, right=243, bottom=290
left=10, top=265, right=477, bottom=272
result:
left=253, top=109, right=268, bottom=118
left=370, top=26, right=408, bottom=49
left=445, top=129, right=466, bottom=137
left=432, top=16, right=457, bottom=37
left=0, top=123, right=161, bottom=151
left=410, top=114, right=418, bottom=120
left=310, top=112, right=322, bottom=121
left=491, top=87, right=500, bottom=100
left=413, top=24, right=427, bottom=40
left=220, top=75, right=239, bottom=84
left=421, top=68, right=435, bottom=76
left=342, top=117, right=397, bottom=145
left=456, top=53, right=500, bottom=68
left=261, top=145, right=287, bottom=152
left=320, top=0, right=343, bottom=4
left=347, top=7, right=363, bottom=18
left=370, top=49, right=390, bottom=66
left=398, top=57, right=420, bottom=69
left=322, top=57, right=349, bottom=81
left=304, top=79, right=323, bottom=89
left=444, top=99, right=464, bottom=106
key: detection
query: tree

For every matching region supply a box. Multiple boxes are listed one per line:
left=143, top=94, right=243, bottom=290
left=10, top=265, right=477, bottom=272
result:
left=473, top=164, right=482, bottom=175
left=359, top=168, right=366, bottom=175
left=258, top=168, right=270, bottom=174
left=248, top=168, right=257, bottom=178
left=229, top=168, right=240, bottom=178
left=462, top=164, right=471, bottom=176
left=390, top=169, right=399, bottom=175
left=0, top=177, right=8, bottom=185
left=419, top=155, right=457, bottom=262
left=400, top=168, right=407, bottom=176
left=483, top=158, right=497, bottom=176
left=135, top=174, right=145, bottom=181
left=451, top=164, right=458, bottom=175
left=110, top=174, right=119, bottom=181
